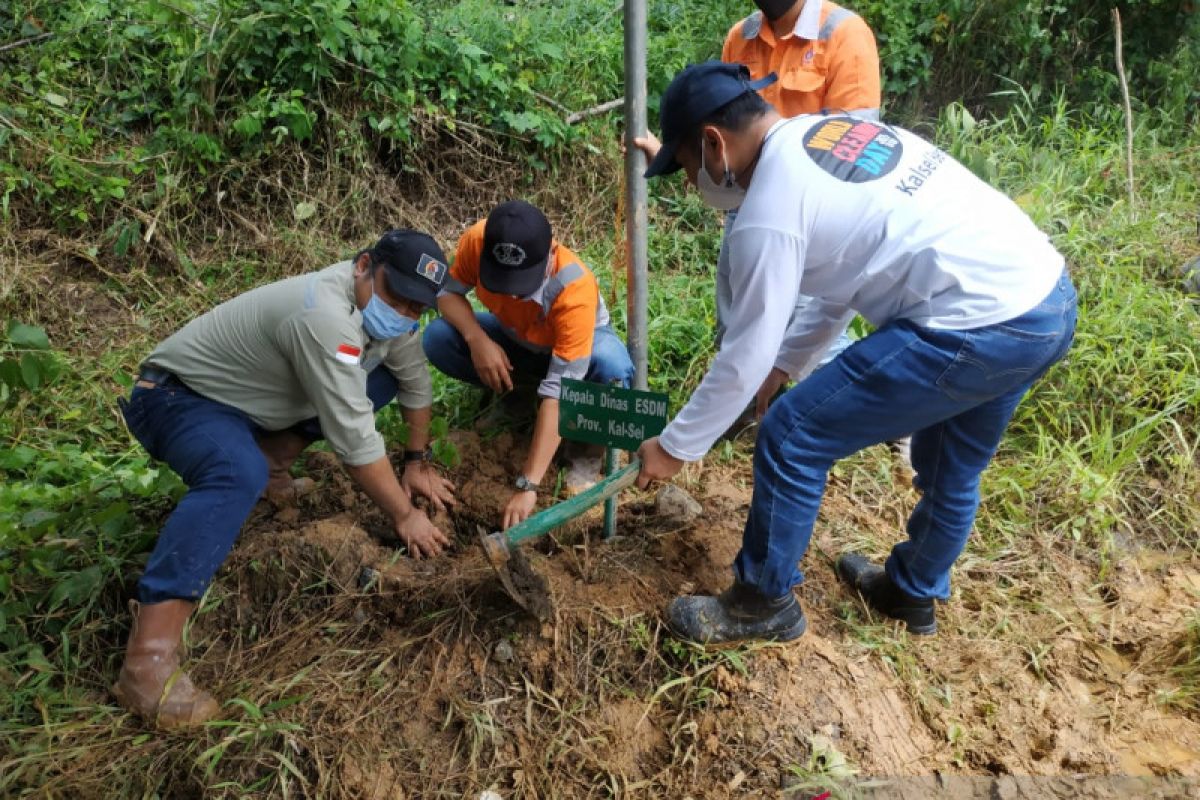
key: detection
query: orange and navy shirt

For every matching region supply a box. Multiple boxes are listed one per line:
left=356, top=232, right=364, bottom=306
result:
left=442, top=219, right=611, bottom=399
left=722, top=0, right=881, bottom=120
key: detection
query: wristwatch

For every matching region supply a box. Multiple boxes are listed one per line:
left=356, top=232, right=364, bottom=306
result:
left=403, top=447, right=432, bottom=465
left=514, top=474, right=538, bottom=493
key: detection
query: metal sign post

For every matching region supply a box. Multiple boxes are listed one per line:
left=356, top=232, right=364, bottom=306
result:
left=624, top=0, right=649, bottom=393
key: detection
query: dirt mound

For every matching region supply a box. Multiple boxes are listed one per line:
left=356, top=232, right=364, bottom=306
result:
left=168, top=432, right=1200, bottom=796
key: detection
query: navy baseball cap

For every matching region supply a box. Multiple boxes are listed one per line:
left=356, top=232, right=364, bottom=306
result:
left=372, top=229, right=449, bottom=308
left=480, top=200, right=553, bottom=297
left=645, top=60, right=777, bottom=178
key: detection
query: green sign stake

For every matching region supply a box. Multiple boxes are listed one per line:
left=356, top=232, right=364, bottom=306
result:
left=558, top=379, right=669, bottom=451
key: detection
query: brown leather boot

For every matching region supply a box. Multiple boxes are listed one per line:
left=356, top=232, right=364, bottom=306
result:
left=257, top=430, right=314, bottom=508
left=112, top=599, right=220, bottom=728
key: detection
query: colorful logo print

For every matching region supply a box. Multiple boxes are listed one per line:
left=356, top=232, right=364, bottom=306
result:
left=803, top=116, right=903, bottom=183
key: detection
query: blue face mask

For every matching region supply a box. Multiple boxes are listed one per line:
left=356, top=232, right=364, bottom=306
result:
left=362, top=293, right=419, bottom=340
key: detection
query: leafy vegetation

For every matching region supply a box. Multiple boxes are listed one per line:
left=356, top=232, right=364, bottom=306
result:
left=1, top=0, right=1198, bottom=795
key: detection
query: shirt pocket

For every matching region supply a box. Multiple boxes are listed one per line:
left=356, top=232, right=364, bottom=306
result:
left=777, top=67, right=825, bottom=115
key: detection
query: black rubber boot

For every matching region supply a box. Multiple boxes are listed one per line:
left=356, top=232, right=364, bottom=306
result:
left=836, top=553, right=937, bottom=635
left=666, top=581, right=807, bottom=645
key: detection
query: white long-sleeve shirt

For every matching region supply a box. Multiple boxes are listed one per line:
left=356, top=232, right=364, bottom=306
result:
left=658, top=115, right=1064, bottom=462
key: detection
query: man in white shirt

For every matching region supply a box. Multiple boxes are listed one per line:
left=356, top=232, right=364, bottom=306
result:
left=635, top=61, right=1077, bottom=644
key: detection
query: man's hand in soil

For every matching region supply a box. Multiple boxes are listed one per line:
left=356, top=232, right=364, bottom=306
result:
left=401, top=462, right=457, bottom=513
left=636, top=436, right=685, bottom=489
left=755, top=367, right=791, bottom=419
left=394, top=508, right=449, bottom=559
left=502, top=490, right=537, bottom=530
left=469, top=334, right=514, bottom=393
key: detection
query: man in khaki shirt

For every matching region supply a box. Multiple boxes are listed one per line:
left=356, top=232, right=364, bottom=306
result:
left=113, top=229, right=456, bottom=730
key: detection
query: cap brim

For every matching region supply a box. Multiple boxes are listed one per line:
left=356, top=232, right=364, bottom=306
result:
left=479, top=254, right=549, bottom=297
left=644, top=138, right=683, bottom=179
left=644, top=71, right=778, bottom=179
left=383, top=270, right=439, bottom=308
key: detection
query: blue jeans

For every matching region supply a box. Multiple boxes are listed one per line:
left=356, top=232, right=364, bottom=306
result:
left=735, top=271, right=1077, bottom=600
left=121, top=367, right=399, bottom=603
left=422, top=314, right=634, bottom=391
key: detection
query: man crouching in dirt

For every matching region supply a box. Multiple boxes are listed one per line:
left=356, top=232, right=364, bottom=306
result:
left=114, top=230, right=458, bottom=727
left=423, top=200, right=634, bottom=529
left=634, top=62, right=1077, bottom=644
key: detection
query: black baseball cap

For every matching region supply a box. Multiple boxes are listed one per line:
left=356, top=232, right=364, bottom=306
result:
left=371, top=229, right=449, bottom=308
left=645, top=60, right=777, bottom=178
left=479, top=200, right=552, bottom=297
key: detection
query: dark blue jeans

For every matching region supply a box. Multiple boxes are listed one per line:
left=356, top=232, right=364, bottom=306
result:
left=422, top=314, right=634, bottom=390
left=736, top=271, right=1078, bottom=600
left=121, top=368, right=399, bottom=603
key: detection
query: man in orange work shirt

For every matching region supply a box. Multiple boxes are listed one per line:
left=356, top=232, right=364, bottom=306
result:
left=723, top=0, right=880, bottom=120
left=423, top=201, right=634, bottom=529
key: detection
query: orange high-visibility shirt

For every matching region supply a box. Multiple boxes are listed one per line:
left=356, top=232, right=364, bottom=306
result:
left=443, top=220, right=611, bottom=398
left=722, top=0, right=881, bottom=119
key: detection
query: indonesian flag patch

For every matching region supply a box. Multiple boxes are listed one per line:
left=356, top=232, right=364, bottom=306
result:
left=335, top=343, right=362, bottom=365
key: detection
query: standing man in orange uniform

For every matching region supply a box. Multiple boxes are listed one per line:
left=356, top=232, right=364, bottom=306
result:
left=723, top=0, right=881, bottom=122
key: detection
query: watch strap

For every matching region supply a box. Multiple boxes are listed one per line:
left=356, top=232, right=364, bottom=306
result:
left=403, top=447, right=432, bottom=464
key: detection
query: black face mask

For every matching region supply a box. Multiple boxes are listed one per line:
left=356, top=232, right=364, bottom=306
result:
left=753, top=0, right=796, bottom=21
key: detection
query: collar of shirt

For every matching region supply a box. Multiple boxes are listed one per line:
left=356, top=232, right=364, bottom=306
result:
left=790, top=0, right=823, bottom=41
left=755, top=0, right=822, bottom=43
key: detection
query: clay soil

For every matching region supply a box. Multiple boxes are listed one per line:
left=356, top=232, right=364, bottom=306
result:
left=169, top=431, right=1198, bottom=797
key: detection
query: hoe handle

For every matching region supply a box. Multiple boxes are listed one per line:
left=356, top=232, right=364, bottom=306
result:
left=493, top=459, right=642, bottom=551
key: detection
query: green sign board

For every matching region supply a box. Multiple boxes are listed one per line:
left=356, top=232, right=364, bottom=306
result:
left=558, top=378, right=669, bottom=451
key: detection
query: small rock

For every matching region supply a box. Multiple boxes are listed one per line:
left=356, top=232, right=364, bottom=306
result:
left=273, top=507, right=301, bottom=525
left=494, top=639, right=515, bottom=663
left=1181, top=255, right=1200, bottom=294
left=357, top=567, right=380, bottom=591
left=655, top=484, right=703, bottom=524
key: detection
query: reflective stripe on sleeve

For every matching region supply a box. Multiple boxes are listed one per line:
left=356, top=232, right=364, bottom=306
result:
left=541, top=262, right=586, bottom=316
left=538, top=354, right=589, bottom=398
left=818, top=7, right=855, bottom=41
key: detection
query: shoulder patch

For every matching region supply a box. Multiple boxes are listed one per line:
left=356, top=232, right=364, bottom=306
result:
left=742, top=11, right=762, bottom=40
left=335, top=343, right=362, bottom=365
left=802, top=115, right=904, bottom=183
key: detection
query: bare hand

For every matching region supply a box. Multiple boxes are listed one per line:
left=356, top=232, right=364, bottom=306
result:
left=755, top=367, right=791, bottom=419
left=401, top=462, right=457, bottom=513
left=635, top=436, right=685, bottom=489
left=469, top=335, right=514, bottom=393
left=631, top=132, right=662, bottom=161
left=394, top=508, right=450, bottom=559
left=502, top=490, right=538, bottom=530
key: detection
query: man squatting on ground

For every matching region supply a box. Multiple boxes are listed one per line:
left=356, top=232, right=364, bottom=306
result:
left=423, top=201, right=635, bottom=530
left=634, top=62, right=1078, bottom=643
left=114, top=231, right=458, bottom=727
